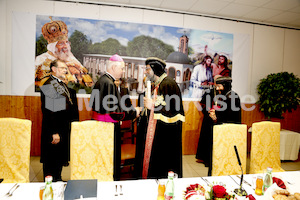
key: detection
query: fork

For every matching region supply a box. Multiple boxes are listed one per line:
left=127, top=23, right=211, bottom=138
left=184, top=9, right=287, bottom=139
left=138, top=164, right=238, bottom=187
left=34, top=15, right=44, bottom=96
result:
left=6, top=185, right=19, bottom=197
left=2, top=184, right=19, bottom=198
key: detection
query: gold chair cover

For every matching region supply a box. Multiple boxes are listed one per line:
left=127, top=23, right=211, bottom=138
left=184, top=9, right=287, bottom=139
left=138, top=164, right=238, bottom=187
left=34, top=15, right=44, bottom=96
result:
left=0, top=118, right=32, bottom=183
left=212, top=124, right=247, bottom=176
left=249, top=121, right=284, bottom=174
left=70, top=120, right=114, bottom=181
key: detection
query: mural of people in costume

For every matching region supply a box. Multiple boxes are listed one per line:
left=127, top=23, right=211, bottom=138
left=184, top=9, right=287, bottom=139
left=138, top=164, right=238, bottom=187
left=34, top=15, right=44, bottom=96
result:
left=35, top=16, right=93, bottom=92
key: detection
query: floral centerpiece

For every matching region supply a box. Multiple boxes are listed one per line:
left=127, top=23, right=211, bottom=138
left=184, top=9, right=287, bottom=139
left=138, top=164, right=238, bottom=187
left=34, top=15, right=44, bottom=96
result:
left=207, top=185, right=235, bottom=200
left=183, top=183, right=236, bottom=200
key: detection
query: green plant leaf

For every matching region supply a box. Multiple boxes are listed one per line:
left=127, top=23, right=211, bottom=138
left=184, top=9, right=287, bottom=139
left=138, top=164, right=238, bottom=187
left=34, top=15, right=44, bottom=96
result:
left=257, top=72, right=300, bottom=119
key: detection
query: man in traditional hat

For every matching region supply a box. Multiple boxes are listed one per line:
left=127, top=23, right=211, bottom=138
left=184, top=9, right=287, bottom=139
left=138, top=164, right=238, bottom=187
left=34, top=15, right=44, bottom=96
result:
left=35, top=17, right=93, bottom=89
left=40, top=59, right=79, bottom=181
left=195, top=75, right=241, bottom=176
left=91, top=54, right=141, bottom=181
left=134, top=57, right=185, bottom=179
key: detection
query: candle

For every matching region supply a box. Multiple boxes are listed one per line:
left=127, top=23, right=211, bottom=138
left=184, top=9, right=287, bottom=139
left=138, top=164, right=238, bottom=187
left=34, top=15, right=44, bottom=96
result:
left=146, top=80, right=151, bottom=98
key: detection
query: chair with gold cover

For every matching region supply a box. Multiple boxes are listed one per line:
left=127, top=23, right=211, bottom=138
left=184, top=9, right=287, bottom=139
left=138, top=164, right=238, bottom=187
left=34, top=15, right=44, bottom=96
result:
left=249, top=121, right=284, bottom=174
left=70, top=120, right=114, bottom=181
left=0, top=118, right=32, bottom=183
left=212, top=123, right=247, bottom=176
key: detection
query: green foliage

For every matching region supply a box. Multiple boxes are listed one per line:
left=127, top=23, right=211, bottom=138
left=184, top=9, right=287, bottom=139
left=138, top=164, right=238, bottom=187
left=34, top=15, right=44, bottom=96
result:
left=257, top=72, right=300, bottom=119
left=127, top=35, right=174, bottom=59
left=188, top=47, right=194, bottom=56
left=88, top=38, right=127, bottom=56
left=68, top=30, right=92, bottom=63
left=35, top=35, right=48, bottom=56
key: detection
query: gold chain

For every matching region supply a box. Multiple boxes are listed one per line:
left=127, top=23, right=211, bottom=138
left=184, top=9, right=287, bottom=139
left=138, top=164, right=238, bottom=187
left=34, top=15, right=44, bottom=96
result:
left=61, top=82, right=73, bottom=105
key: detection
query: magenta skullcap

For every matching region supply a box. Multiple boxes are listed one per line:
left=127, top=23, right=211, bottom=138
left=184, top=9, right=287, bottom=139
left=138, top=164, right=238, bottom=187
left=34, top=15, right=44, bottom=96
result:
left=109, top=54, right=124, bottom=62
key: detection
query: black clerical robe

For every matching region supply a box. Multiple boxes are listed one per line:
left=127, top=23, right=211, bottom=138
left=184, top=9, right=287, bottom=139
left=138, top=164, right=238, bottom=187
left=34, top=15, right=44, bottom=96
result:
left=135, top=75, right=185, bottom=179
left=40, top=75, right=79, bottom=165
left=91, top=73, right=136, bottom=180
left=196, top=89, right=241, bottom=175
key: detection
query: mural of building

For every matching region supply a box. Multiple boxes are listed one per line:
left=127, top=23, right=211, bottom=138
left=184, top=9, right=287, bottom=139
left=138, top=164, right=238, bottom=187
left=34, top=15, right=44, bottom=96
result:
left=165, top=51, right=193, bottom=93
left=83, top=34, right=193, bottom=95
left=178, top=34, right=189, bottom=56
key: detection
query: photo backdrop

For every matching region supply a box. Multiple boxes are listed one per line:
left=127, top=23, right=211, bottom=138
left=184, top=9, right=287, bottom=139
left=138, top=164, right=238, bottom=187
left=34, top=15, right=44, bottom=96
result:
left=12, top=11, right=249, bottom=101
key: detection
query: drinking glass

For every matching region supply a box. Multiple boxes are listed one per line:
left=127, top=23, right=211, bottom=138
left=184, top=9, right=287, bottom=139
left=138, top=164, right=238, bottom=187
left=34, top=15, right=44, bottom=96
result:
left=255, top=176, right=263, bottom=195
left=39, top=186, right=45, bottom=200
left=157, top=179, right=166, bottom=200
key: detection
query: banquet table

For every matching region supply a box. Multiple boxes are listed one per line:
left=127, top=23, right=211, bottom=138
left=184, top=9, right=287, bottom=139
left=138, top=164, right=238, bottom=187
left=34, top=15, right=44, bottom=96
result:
left=280, top=129, right=300, bottom=161
left=0, top=171, right=299, bottom=200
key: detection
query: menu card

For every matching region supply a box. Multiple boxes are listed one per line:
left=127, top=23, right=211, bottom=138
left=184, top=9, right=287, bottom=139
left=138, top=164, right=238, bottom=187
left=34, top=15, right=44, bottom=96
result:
left=64, top=179, right=97, bottom=200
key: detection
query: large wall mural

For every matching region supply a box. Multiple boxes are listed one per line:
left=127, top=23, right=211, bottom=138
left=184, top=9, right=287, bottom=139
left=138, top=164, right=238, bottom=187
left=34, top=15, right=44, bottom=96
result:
left=35, top=15, right=233, bottom=99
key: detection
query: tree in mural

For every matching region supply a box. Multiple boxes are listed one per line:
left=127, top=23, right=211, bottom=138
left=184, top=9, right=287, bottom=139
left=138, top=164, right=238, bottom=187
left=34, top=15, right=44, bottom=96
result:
left=89, top=38, right=127, bottom=56
left=68, top=30, right=92, bottom=64
left=36, top=35, right=48, bottom=56
left=127, top=35, right=174, bottom=59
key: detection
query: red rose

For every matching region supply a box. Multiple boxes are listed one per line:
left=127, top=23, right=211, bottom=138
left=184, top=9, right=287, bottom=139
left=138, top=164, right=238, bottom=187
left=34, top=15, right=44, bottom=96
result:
left=213, top=185, right=227, bottom=198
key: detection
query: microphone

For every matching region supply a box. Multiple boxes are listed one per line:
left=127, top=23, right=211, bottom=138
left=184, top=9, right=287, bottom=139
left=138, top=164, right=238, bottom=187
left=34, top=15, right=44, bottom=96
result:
left=233, top=145, right=247, bottom=196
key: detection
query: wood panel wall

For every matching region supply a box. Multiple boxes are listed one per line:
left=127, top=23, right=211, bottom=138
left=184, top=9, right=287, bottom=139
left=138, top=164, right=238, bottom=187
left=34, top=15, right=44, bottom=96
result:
left=0, top=95, right=299, bottom=156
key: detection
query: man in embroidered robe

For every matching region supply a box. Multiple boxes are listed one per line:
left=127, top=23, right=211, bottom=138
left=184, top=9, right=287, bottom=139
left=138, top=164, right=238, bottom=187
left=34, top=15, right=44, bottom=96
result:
left=134, top=57, right=185, bottom=179
left=90, top=54, right=141, bottom=181
left=35, top=17, right=93, bottom=90
left=40, top=60, right=79, bottom=181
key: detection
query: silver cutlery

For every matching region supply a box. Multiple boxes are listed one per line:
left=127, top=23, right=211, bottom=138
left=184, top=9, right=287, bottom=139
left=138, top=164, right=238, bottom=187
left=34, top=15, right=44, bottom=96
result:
left=119, top=185, right=123, bottom=195
left=7, top=185, right=19, bottom=197
left=236, top=175, right=252, bottom=186
left=229, top=175, right=240, bottom=186
left=204, top=178, right=212, bottom=185
left=287, top=181, right=294, bottom=185
left=2, top=183, right=19, bottom=198
left=201, top=177, right=211, bottom=186
left=115, top=185, right=118, bottom=196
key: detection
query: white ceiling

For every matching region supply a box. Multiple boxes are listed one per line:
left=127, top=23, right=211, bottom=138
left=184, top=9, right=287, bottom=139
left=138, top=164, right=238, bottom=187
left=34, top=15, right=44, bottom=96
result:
left=59, top=0, right=300, bottom=29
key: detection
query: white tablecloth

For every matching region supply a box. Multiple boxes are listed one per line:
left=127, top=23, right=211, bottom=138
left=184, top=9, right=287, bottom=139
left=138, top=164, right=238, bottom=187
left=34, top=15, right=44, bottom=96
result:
left=0, top=171, right=299, bottom=200
left=280, top=130, right=300, bottom=160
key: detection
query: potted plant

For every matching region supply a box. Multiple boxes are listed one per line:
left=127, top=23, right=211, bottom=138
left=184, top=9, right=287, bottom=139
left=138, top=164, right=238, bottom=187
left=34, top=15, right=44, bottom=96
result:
left=257, top=72, right=300, bottom=119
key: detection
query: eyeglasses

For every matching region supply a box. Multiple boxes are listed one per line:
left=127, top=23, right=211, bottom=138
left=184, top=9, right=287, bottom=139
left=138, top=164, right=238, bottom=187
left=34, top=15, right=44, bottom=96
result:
left=56, top=66, right=68, bottom=70
left=56, top=41, right=71, bottom=47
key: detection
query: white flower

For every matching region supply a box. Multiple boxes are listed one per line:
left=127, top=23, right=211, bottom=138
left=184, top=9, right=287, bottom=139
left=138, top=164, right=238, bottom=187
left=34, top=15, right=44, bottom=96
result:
left=205, top=191, right=210, bottom=199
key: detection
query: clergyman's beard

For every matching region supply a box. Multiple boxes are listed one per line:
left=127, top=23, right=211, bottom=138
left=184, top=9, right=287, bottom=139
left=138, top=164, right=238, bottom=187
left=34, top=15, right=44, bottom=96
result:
left=55, top=48, right=72, bottom=62
left=146, top=73, right=156, bottom=83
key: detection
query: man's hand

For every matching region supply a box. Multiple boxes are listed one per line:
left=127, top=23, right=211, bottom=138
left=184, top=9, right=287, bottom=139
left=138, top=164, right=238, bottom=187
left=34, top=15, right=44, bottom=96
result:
left=209, top=109, right=217, bottom=121
left=144, top=97, right=154, bottom=110
left=135, top=107, right=142, bottom=118
left=51, top=133, right=60, bottom=144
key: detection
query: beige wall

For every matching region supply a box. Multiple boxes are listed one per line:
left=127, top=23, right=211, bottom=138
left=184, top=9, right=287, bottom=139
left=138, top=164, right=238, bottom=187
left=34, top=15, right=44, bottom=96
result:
left=1, top=0, right=299, bottom=101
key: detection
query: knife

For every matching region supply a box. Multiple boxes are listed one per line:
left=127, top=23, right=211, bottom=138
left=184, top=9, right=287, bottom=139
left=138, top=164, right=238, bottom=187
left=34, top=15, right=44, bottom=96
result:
left=236, top=175, right=252, bottom=186
left=201, top=177, right=210, bottom=186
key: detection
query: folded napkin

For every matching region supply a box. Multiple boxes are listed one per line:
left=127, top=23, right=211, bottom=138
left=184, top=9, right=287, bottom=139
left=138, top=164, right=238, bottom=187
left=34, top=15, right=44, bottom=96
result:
left=246, top=194, right=256, bottom=200
left=273, top=177, right=286, bottom=189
